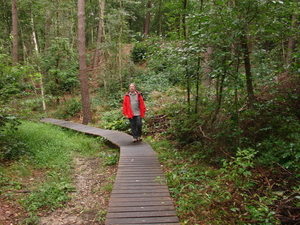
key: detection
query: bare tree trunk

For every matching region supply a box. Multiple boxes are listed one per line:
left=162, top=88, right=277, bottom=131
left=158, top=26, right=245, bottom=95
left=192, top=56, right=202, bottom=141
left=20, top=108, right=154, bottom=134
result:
left=30, top=12, right=46, bottom=112
left=143, top=1, right=152, bottom=39
left=12, top=0, right=18, bottom=64
left=78, top=0, right=92, bottom=125
left=211, top=65, right=225, bottom=124
left=93, top=0, right=105, bottom=69
left=44, top=9, right=52, bottom=51
left=203, top=46, right=213, bottom=87
left=118, top=0, right=123, bottom=90
left=286, top=13, right=297, bottom=66
left=194, top=55, right=201, bottom=114
left=157, top=0, right=162, bottom=36
left=240, top=33, right=255, bottom=109
left=182, top=0, right=188, bottom=39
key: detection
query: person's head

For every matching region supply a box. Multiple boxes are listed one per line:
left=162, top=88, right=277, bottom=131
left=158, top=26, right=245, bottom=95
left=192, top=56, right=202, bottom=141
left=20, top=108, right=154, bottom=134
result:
left=129, top=83, right=136, bottom=93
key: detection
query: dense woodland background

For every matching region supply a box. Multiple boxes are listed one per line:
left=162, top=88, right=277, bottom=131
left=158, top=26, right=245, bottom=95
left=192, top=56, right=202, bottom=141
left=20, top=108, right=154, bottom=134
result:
left=0, top=0, right=299, bottom=224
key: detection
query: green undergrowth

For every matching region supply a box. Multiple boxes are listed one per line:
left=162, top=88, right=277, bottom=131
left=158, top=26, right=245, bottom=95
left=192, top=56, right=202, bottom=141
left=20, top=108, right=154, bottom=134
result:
left=148, top=138, right=299, bottom=225
left=0, top=120, right=118, bottom=224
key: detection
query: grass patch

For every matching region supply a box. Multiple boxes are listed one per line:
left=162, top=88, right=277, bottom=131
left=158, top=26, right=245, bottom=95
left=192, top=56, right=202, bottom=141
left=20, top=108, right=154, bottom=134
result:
left=0, top=120, right=118, bottom=223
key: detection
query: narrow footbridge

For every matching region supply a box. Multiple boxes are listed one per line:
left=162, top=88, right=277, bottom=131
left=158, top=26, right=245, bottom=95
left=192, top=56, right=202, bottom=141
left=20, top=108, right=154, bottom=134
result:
left=41, top=118, right=180, bottom=225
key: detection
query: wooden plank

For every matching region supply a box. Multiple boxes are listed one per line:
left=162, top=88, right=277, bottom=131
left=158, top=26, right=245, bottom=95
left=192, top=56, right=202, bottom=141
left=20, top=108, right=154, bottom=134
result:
left=116, top=172, right=163, bottom=176
left=113, top=181, right=169, bottom=188
left=107, top=205, right=176, bottom=213
left=108, top=200, right=174, bottom=207
left=106, top=210, right=177, bottom=218
left=108, top=196, right=173, bottom=203
left=109, top=193, right=172, bottom=198
left=105, top=216, right=179, bottom=224
left=111, top=188, right=170, bottom=194
left=114, top=179, right=165, bottom=183
left=113, top=183, right=167, bottom=187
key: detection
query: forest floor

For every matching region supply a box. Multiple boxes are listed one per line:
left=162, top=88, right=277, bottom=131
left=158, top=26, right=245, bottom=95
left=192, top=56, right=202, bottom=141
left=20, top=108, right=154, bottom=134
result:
left=0, top=155, right=117, bottom=225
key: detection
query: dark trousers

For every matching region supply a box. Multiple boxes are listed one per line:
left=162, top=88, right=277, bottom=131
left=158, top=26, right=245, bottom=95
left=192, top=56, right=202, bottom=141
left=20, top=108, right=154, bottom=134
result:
left=129, top=116, right=142, bottom=139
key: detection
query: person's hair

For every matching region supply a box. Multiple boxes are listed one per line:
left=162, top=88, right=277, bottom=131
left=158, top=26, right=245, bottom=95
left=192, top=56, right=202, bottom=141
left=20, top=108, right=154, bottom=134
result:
left=130, top=83, right=136, bottom=88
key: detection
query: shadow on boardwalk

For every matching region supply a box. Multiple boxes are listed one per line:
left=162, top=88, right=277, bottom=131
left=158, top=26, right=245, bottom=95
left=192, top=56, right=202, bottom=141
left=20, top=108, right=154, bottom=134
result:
left=41, top=118, right=179, bottom=225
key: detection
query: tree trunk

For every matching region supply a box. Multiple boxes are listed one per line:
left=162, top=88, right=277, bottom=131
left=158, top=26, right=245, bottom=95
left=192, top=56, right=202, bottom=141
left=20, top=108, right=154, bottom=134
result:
left=12, top=0, right=18, bottom=64
left=240, top=33, right=255, bottom=109
left=286, top=13, right=297, bottom=66
left=157, top=0, right=162, bottom=36
left=194, top=56, right=201, bottom=114
left=211, top=68, right=225, bottom=124
left=30, top=11, right=46, bottom=112
left=118, top=0, right=123, bottom=90
left=203, top=46, right=213, bottom=87
left=78, top=0, right=92, bottom=125
left=182, top=0, right=188, bottom=39
left=44, top=9, right=52, bottom=51
left=93, top=0, right=105, bottom=69
left=143, top=1, right=152, bottom=39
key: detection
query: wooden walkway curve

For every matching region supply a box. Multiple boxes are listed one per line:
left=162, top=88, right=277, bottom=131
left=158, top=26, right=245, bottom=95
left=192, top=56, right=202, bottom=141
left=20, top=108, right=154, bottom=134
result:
left=41, top=118, right=180, bottom=225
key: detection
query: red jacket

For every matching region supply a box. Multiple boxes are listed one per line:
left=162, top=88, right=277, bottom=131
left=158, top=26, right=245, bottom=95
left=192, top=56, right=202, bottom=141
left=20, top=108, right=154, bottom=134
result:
left=122, top=91, right=146, bottom=119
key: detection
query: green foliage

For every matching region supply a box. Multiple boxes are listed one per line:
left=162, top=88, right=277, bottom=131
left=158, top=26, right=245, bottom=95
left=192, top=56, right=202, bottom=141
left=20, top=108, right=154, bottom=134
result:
left=101, top=150, right=119, bottom=166
left=22, top=182, right=72, bottom=212
left=131, top=42, right=148, bottom=63
left=154, top=141, right=280, bottom=224
left=100, top=109, right=129, bottom=131
left=41, top=38, right=79, bottom=97
left=0, top=133, right=28, bottom=161
left=0, top=54, right=33, bottom=105
left=0, top=115, right=25, bottom=161
left=52, top=98, right=82, bottom=120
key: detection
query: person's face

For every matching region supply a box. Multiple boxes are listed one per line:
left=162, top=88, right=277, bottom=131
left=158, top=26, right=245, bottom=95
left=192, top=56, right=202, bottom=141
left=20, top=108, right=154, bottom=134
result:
left=129, top=84, right=136, bottom=93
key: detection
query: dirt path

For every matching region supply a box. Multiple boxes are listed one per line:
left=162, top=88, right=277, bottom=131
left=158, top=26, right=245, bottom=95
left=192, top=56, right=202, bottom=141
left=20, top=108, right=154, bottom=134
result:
left=39, top=156, right=117, bottom=225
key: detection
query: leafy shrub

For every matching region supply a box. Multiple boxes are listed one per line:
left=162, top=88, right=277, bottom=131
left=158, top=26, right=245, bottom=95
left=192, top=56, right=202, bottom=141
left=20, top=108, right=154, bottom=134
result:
left=131, top=42, right=148, bottom=63
left=157, top=144, right=279, bottom=224
left=101, top=151, right=119, bottom=166
left=52, top=98, right=82, bottom=120
left=100, top=110, right=129, bottom=131
left=0, top=115, right=26, bottom=161
left=0, top=134, right=28, bottom=161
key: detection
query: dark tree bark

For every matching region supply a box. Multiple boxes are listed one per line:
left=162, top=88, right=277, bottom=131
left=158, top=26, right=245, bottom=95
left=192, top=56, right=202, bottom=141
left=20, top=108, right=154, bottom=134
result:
left=286, top=14, right=297, bottom=66
left=194, top=55, right=201, bottom=114
left=203, top=46, right=213, bottom=87
left=78, top=0, right=92, bottom=125
left=182, top=0, right=188, bottom=39
left=240, top=33, right=255, bottom=109
left=157, top=0, right=162, bottom=36
left=12, top=0, right=18, bottom=64
left=93, top=0, right=105, bottom=69
left=143, top=1, right=152, bottom=39
left=44, top=9, right=52, bottom=51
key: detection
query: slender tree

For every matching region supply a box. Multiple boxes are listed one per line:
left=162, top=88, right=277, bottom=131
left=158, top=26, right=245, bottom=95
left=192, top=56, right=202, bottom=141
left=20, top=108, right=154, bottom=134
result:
left=143, top=1, right=152, bottom=39
left=93, top=0, right=105, bottom=69
left=240, top=32, right=255, bottom=109
left=78, top=0, right=92, bottom=124
left=12, top=0, right=18, bottom=64
left=30, top=10, right=46, bottom=111
left=118, top=0, right=123, bottom=90
left=286, top=1, right=298, bottom=67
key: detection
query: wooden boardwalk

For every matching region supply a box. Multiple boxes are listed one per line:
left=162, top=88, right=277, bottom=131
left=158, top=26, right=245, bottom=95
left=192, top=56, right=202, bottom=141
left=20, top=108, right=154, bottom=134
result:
left=41, top=118, right=179, bottom=225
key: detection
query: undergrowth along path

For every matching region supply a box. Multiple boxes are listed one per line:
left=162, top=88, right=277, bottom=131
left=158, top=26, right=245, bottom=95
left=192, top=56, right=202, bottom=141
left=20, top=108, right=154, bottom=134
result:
left=41, top=118, right=179, bottom=225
